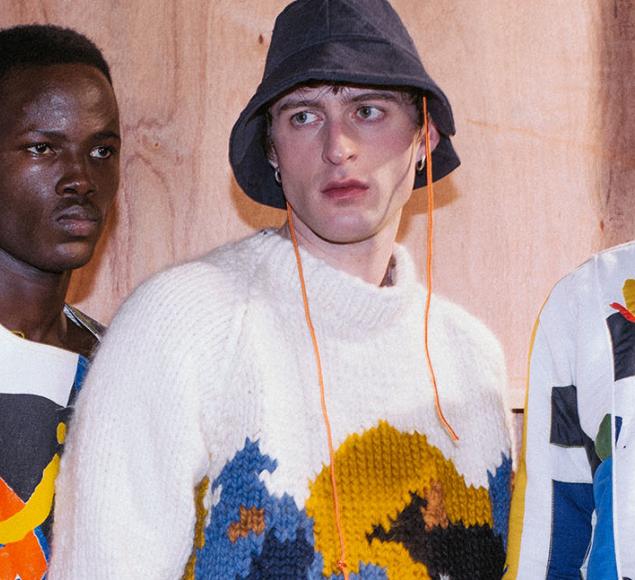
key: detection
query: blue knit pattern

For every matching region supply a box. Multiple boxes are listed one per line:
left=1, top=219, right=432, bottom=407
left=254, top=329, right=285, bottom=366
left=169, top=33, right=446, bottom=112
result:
left=194, top=439, right=322, bottom=578
left=487, top=453, right=512, bottom=546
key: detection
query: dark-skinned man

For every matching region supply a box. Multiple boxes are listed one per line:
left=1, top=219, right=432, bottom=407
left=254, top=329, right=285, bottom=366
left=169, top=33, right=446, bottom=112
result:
left=0, top=25, right=120, bottom=579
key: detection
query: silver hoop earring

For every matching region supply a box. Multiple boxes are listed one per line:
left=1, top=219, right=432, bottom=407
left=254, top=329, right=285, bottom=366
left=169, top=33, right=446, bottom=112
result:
left=274, top=167, right=282, bottom=185
left=416, top=158, right=425, bottom=173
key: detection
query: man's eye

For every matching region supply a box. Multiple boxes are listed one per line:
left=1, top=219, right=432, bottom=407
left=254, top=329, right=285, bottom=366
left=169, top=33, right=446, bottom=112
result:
left=90, top=146, right=115, bottom=159
left=26, top=143, right=53, bottom=155
left=357, top=106, right=383, bottom=120
left=291, top=111, right=318, bottom=125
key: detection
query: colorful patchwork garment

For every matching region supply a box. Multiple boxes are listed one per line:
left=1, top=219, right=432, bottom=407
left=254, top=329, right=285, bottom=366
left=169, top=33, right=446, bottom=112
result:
left=51, top=230, right=511, bottom=579
left=0, top=305, right=101, bottom=580
left=508, top=241, right=635, bottom=579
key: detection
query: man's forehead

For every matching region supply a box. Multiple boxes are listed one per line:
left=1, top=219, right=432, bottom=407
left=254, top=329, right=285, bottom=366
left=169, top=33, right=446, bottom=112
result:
left=272, top=83, right=410, bottom=109
left=0, top=65, right=119, bottom=137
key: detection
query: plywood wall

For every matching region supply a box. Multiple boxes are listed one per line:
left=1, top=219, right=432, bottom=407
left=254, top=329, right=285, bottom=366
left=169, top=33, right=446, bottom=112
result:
left=2, top=1, right=633, bottom=406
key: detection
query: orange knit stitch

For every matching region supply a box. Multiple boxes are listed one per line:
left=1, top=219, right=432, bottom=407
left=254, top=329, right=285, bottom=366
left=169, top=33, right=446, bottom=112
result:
left=227, top=506, right=266, bottom=543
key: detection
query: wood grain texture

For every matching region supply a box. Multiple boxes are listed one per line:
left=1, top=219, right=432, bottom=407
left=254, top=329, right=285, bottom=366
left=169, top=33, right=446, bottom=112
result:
left=598, top=0, right=635, bottom=248
left=2, top=1, right=633, bottom=405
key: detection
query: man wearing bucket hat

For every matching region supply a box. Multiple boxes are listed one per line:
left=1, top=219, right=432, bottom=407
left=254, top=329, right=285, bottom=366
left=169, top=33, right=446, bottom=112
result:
left=51, top=1, right=511, bottom=578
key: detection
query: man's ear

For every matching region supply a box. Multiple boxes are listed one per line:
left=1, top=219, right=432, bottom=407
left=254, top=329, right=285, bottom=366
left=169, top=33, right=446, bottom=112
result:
left=267, top=145, right=279, bottom=168
left=416, top=117, right=441, bottom=166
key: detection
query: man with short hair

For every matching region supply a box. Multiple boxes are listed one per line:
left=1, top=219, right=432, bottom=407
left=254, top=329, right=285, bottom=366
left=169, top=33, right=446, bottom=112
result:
left=51, top=1, right=511, bottom=578
left=0, top=25, right=120, bottom=578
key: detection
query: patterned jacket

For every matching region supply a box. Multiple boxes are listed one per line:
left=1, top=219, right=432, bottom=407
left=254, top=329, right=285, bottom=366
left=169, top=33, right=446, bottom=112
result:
left=508, top=241, right=635, bottom=579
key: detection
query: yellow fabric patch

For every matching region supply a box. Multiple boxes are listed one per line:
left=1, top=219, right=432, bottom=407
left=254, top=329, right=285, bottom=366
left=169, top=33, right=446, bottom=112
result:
left=623, top=279, right=635, bottom=314
left=305, top=421, right=492, bottom=578
left=56, top=422, right=66, bottom=444
left=506, top=299, right=544, bottom=577
left=0, top=454, right=59, bottom=544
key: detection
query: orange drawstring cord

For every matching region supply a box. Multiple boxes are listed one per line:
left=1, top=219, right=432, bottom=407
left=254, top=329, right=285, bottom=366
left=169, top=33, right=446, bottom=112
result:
left=423, top=95, right=459, bottom=442
left=286, top=205, right=350, bottom=579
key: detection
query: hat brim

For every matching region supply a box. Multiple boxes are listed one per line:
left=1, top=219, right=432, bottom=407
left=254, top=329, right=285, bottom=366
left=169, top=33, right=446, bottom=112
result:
left=230, top=38, right=460, bottom=209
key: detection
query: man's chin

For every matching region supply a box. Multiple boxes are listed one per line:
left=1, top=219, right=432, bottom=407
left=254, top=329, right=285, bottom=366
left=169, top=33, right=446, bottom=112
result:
left=46, top=244, right=97, bottom=273
left=312, top=224, right=380, bottom=246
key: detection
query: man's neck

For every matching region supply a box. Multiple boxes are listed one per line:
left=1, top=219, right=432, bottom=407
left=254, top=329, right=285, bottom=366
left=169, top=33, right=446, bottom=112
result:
left=280, top=213, right=401, bottom=286
left=0, top=251, right=71, bottom=343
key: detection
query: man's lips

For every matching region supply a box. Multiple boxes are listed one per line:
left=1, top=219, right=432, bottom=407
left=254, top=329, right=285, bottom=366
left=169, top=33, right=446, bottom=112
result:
left=55, top=206, right=101, bottom=237
left=321, top=179, right=369, bottom=199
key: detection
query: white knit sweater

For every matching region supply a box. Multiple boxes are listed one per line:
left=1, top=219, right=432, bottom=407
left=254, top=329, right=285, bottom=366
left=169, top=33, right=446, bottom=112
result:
left=50, top=230, right=511, bottom=579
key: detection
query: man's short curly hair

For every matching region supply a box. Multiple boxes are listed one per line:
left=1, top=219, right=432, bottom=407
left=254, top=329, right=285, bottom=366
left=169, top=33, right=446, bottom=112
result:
left=0, top=24, right=112, bottom=87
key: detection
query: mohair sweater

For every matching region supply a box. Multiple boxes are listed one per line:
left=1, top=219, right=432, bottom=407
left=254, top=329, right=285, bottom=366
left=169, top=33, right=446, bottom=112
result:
left=50, top=230, right=511, bottom=579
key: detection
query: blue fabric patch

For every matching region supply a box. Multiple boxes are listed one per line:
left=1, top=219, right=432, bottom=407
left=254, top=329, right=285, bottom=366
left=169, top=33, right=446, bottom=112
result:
left=547, top=480, right=594, bottom=579
left=615, top=416, right=623, bottom=443
left=34, top=524, right=50, bottom=562
left=487, top=453, right=512, bottom=546
left=72, top=354, right=90, bottom=393
left=607, top=311, right=635, bottom=380
left=587, top=458, right=617, bottom=580
left=550, top=385, right=585, bottom=447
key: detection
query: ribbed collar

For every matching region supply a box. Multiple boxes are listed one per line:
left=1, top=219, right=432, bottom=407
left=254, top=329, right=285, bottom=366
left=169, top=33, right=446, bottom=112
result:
left=251, top=230, right=421, bottom=338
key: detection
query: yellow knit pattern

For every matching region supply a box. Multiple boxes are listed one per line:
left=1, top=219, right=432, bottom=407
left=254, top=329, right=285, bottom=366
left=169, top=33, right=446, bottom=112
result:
left=305, top=421, right=493, bottom=578
left=182, top=476, right=210, bottom=580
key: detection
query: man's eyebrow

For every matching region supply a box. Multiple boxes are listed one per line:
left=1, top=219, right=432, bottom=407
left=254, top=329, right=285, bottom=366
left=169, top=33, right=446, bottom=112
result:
left=20, top=129, right=121, bottom=141
left=19, top=129, right=66, bottom=139
left=274, top=91, right=401, bottom=114
left=93, top=130, right=121, bottom=141
left=275, top=98, right=321, bottom=113
left=344, top=91, right=401, bottom=104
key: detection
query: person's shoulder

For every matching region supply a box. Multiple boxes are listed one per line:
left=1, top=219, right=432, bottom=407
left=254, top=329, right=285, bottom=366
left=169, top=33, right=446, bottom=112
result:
left=133, top=230, right=272, bottom=302
left=111, top=230, right=276, bottom=333
left=592, top=238, right=635, bottom=264
left=197, top=228, right=276, bottom=271
left=544, top=240, right=635, bottom=317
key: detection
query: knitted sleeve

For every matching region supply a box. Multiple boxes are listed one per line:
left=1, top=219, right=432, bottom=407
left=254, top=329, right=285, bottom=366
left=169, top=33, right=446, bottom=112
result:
left=437, top=297, right=511, bottom=459
left=49, top=261, right=241, bottom=579
left=506, top=273, right=593, bottom=578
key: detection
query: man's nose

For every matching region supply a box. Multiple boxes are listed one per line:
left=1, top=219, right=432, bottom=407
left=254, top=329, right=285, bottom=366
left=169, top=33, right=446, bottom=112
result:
left=56, top=152, right=96, bottom=197
left=322, top=120, right=357, bottom=166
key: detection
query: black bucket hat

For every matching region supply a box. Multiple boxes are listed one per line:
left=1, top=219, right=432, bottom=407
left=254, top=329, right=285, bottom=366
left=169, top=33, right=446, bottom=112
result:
left=229, top=0, right=460, bottom=209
